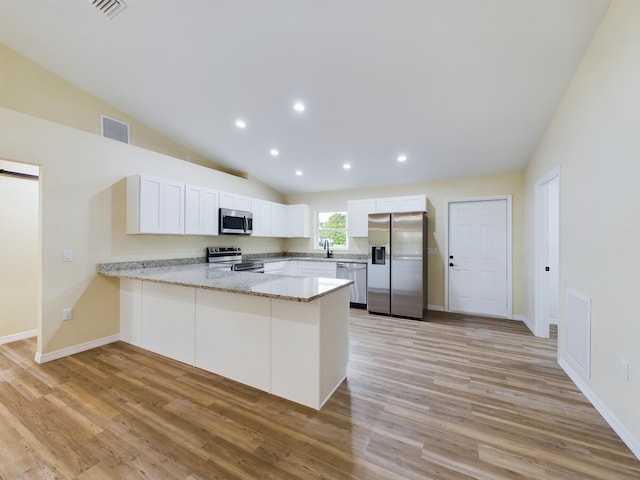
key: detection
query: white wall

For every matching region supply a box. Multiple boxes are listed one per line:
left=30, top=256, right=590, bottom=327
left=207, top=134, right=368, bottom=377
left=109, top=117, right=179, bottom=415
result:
left=0, top=159, right=39, bottom=340
left=0, top=107, right=284, bottom=356
left=523, top=0, right=640, bottom=457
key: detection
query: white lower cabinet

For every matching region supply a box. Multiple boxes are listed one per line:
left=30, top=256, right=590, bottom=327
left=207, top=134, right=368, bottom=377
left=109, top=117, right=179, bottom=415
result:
left=296, top=261, right=336, bottom=278
left=195, top=290, right=271, bottom=392
left=264, top=261, right=288, bottom=275
left=140, top=282, right=196, bottom=365
left=118, top=278, right=348, bottom=409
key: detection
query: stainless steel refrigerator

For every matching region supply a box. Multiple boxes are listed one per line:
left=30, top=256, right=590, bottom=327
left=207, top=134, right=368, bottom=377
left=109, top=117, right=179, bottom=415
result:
left=367, top=211, right=427, bottom=319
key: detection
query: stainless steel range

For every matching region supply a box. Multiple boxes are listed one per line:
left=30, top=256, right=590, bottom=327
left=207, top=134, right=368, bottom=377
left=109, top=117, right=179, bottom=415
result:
left=207, top=247, right=264, bottom=273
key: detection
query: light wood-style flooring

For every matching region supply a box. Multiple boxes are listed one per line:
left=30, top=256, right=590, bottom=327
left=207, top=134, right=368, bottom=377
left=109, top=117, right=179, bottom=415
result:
left=1, top=310, right=639, bottom=479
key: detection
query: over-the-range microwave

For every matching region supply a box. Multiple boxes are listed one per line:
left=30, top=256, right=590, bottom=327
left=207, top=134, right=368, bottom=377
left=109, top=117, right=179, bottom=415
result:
left=219, top=208, right=253, bottom=235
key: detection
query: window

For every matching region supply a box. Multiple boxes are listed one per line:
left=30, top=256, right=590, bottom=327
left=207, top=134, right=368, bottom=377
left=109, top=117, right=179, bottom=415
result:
left=317, top=211, right=348, bottom=249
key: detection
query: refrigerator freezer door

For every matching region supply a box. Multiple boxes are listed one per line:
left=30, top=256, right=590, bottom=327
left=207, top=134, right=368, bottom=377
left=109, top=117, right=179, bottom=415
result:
left=391, top=211, right=426, bottom=319
left=367, top=213, right=391, bottom=315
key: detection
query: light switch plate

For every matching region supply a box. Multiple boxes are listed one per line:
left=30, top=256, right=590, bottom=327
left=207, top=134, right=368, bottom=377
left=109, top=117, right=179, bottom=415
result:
left=63, top=249, right=73, bottom=262
left=62, top=308, right=73, bottom=321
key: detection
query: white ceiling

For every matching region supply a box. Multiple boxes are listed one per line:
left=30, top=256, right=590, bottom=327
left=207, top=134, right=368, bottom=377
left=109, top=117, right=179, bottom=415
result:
left=0, top=0, right=610, bottom=194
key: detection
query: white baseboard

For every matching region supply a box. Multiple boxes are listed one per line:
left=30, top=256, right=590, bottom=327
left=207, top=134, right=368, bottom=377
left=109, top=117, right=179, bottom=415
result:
left=513, top=314, right=535, bottom=334
left=559, top=356, right=640, bottom=461
left=427, top=304, right=444, bottom=312
left=0, top=329, right=38, bottom=345
left=34, top=334, right=120, bottom=364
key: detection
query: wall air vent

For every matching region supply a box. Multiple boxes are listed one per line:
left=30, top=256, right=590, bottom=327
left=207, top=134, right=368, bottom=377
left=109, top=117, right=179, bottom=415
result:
left=101, top=115, right=130, bottom=144
left=92, top=0, right=127, bottom=19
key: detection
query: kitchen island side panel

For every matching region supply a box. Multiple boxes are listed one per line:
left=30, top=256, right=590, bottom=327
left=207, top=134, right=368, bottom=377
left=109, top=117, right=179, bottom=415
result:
left=319, top=286, right=349, bottom=407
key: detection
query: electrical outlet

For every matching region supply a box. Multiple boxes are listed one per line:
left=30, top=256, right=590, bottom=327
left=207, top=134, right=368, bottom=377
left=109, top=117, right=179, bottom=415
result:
left=189, top=248, right=197, bottom=256
left=62, top=308, right=73, bottom=321
left=63, top=249, right=73, bottom=262
left=619, top=358, right=629, bottom=382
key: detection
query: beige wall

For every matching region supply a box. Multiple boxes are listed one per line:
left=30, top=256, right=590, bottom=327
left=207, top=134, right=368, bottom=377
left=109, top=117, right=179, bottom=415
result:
left=285, top=172, right=525, bottom=314
left=1, top=107, right=284, bottom=355
left=523, top=0, right=639, bottom=453
left=0, top=43, right=234, bottom=174
left=0, top=160, right=39, bottom=339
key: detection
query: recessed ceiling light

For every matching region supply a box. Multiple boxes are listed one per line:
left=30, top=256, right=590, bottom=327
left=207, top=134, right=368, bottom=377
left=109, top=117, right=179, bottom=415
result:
left=295, top=170, right=303, bottom=176
left=343, top=163, right=351, bottom=170
left=270, top=149, right=279, bottom=157
left=293, top=102, right=305, bottom=112
left=397, top=155, right=407, bottom=162
left=235, top=119, right=246, bottom=129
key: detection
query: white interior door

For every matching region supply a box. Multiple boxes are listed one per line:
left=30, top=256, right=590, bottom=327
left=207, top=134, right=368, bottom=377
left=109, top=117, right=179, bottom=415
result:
left=545, top=176, right=560, bottom=325
left=448, top=199, right=508, bottom=317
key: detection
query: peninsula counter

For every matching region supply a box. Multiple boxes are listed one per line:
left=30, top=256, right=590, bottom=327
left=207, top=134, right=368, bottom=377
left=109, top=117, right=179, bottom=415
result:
left=100, top=263, right=352, bottom=409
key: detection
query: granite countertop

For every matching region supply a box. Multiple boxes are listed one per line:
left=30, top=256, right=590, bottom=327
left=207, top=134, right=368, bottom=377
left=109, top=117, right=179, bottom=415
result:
left=100, top=263, right=352, bottom=303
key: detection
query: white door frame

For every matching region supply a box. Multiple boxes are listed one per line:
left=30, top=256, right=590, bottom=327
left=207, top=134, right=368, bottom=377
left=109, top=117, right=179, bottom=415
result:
left=444, top=195, right=513, bottom=318
left=534, top=166, right=560, bottom=338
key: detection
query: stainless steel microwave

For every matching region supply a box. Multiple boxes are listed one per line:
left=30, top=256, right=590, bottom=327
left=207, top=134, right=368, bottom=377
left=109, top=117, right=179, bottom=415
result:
left=219, top=208, right=253, bottom=235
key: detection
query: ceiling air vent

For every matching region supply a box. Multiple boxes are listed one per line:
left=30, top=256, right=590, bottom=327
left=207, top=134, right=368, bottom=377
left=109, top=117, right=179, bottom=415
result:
left=101, top=115, right=130, bottom=144
left=92, top=0, right=127, bottom=19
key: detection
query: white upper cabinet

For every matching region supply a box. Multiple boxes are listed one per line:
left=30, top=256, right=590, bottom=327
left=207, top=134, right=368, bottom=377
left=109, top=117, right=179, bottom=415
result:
left=397, top=194, right=427, bottom=213
left=347, top=195, right=427, bottom=237
left=127, top=174, right=310, bottom=238
left=219, top=191, right=252, bottom=211
left=251, top=199, right=273, bottom=237
left=271, top=202, right=288, bottom=237
left=185, top=184, right=218, bottom=235
left=347, top=199, right=376, bottom=237
left=287, top=204, right=310, bottom=238
left=375, top=195, right=427, bottom=213
left=127, top=174, right=185, bottom=234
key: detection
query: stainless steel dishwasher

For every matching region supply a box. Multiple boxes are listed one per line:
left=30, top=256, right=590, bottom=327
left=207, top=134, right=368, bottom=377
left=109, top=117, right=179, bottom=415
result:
left=336, top=262, right=367, bottom=309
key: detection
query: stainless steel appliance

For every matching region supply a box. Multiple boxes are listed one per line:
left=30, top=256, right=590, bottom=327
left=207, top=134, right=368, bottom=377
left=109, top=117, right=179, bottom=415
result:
left=367, top=211, right=427, bottom=319
left=219, top=208, right=253, bottom=235
left=207, top=246, right=264, bottom=272
left=336, top=262, right=367, bottom=308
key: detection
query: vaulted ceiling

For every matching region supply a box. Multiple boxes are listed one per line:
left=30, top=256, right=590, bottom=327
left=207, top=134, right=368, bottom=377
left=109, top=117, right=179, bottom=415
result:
left=0, top=0, right=610, bottom=193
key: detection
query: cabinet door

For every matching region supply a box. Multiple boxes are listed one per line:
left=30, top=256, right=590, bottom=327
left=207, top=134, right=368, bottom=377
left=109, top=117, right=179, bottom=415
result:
left=219, top=191, right=252, bottom=212
left=235, top=195, right=252, bottom=212
left=399, top=195, right=427, bottom=213
left=201, top=188, right=219, bottom=235
left=272, top=202, right=288, bottom=237
left=185, top=185, right=218, bottom=235
left=375, top=197, right=401, bottom=213
left=287, top=204, right=310, bottom=238
left=138, top=175, right=164, bottom=233
left=347, top=199, right=375, bottom=237
left=251, top=199, right=273, bottom=237
left=219, top=191, right=235, bottom=209
left=264, top=261, right=286, bottom=275
left=163, top=180, right=185, bottom=234
left=296, top=261, right=336, bottom=278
